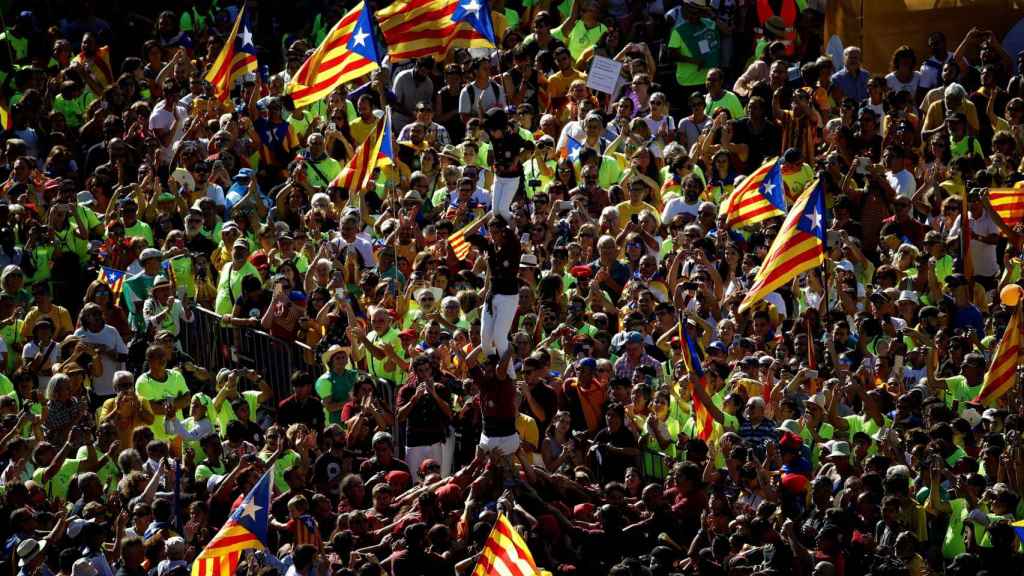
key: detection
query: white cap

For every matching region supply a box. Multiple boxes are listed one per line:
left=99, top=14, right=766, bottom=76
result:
left=960, top=407, right=982, bottom=429
left=897, top=290, right=919, bottom=305
left=67, top=518, right=94, bottom=539
left=72, top=559, right=98, bottom=576
left=836, top=259, right=855, bottom=272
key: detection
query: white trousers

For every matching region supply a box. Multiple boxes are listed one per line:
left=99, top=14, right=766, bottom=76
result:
left=405, top=442, right=445, bottom=478
left=492, top=176, right=519, bottom=222
left=481, top=293, right=519, bottom=378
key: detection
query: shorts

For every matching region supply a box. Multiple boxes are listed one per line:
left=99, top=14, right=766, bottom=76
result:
left=479, top=432, right=521, bottom=456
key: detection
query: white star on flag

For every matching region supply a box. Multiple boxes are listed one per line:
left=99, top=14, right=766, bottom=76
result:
left=352, top=28, right=369, bottom=47
left=805, top=208, right=822, bottom=231
left=761, top=182, right=775, bottom=195
left=240, top=26, right=254, bottom=48
left=462, top=0, right=482, bottom=15
left=240, top=500, right=262, bottom=521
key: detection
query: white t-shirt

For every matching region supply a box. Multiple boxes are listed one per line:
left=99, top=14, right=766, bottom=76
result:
left=950, top=212, right=1000, bottom=278
left=22, top=340, right=61, bottom=390
left=643, top=114, right=676, bottom=138
left=918, top=53, right=952, bottom=90
left=458, top=80, right=507, bottom=116
left=885, top=72, right=922, bottom=97
left=201, top=183, right=226, bottom=207
left=886, top=169, right=917, bottom=199
left=661, top=196, right=700, bottom=224
left=149, top=100, right=188, bottom=163
left=330, top=234, right=377, bottom=268
left=72, top=325, right=128, bottom=397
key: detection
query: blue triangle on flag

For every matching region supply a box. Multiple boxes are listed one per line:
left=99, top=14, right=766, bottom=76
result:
left=760, top=160, right=786, bottom=212
left=794, top=180, right=826, bottom=241
left=379, top=113, right=394, bottom=160
left=235, top=9, right=258, bottom=56
left=347, top=0, right=388, bottom=63
left=452, top=0, right=496, bottom=45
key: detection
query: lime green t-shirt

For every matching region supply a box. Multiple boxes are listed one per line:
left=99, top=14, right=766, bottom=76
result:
left=668, top=18, right=719, bottom=87
left=843, top=414, right=891, bottom=440
left=552, top=20, right=608, bottom=62
left=135, top=369, right=190, bottom=441
left=941, top=375, right=983, bottom=411
left=32, top=457, right=80, bottom=501
left=942, top=497, right=969, bottom=559
left=124, top=221, right=155, bottom=247
left=76, top=446, right=119, bottom=493
left=196, top=460, right=227, bottom=484
left=950, top=134, right=983, bottom=160
left=366, top=328, right=406, bottom=385
left=214, top=261, right=260, bottom=315
left=214, top=390, right=262, bottom=434
left=705, top=91, right=746, bottom=120
left=260, top=449, right=299, bottom=493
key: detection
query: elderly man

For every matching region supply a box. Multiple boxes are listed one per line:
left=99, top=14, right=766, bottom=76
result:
left=302, top=132, right=340, bottom=190
left=922, top=82, right=980, bottom=139
left=831, top=46, right=871, bottom=101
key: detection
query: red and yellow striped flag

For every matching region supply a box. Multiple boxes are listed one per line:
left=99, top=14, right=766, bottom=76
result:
left=192, top=468, right=271, bottom=576
left=989, top=186, right=1024, bottom=228
left=287, top=1, right=384, bottom=109
left=718, top=157, right=787, bottom=229
left=332, top=110, right=394, bottom=192
left=680, top=317, right=713, bottom=441
left=204, top=5, right=259, bottom=102
left=448, top=212, right=490, bottom=260
left=738, top=180, right=826, bottom=313
left=975, top=305, right=1022, bottom=406
left=376, top=0, right=496, bottom=62
left=472, top=513, right=540, bottom=576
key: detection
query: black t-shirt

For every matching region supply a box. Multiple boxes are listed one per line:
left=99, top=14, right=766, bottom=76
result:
left=359, top=455, right=409, bottom=481
left=593, top=425, right=638, bottom=481
left=277, top=394, right=325, bottom=429
left=520, top=381, right=558, bottom=434
left=490, top=132, right=527, bottom=177
left=397, top=382, right=452, bottom=447
left=233, top=289, right=272, bottom=320
left=313, top=451, right=345, bottom=496
left=467, top=233, right=521, bottom=296
left=731, top=118, right=781, bottom=170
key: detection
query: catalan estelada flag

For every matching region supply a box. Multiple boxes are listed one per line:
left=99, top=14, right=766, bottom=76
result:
left=1013, top=518, right=1024, bottom=547
left=205, top=5, right=259, bottom=102
left=376, top=0, right=496, bottom=62
left=332, top=109, right=394, bottom=192
left=287, top=0, right=386, bottom=109
left=719, top=157, right=787, bottom=229
left=98, top=267, right=126, bottom=299
left=988, top=186, right=1024, bottom=228
left=738, top=179, right=826, bottom=313
left=192, top=467, right=272, bottom=576
left=448, top=212, right=490, bottom=260
left=472, top=513, right=540, bottom=576
left=560, top=135, right=581, bottom=161
left=974, top=306, right=1021, bottom=406
left=680, top=318, right=713, bottom=441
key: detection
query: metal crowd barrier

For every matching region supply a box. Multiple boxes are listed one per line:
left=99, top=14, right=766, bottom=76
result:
left=179, top=306, right=314, bottom=401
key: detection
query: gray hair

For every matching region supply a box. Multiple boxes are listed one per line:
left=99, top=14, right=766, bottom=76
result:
left=45, top=373, right=70, bottom=401
left=944, top=83, right=966, bottom=100
left=113, top=370, right=134, bottom=391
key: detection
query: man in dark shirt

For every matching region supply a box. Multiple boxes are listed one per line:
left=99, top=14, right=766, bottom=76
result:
left=358, top=431, right=408, bottom=481
left=277, top=371, right=326, bottom=430
left=474, top=352, right=520, bottom=463
left=397, top=356, right=453, bottom=477
left=520, top=355, right=558, bottom=434
left=485, top=107, right=527, bottom=222
left=467, top=215, right=521, bottom=378
left=730, top=96, right=781, bottom=171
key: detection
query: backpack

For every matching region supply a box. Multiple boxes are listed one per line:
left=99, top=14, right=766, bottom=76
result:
left=467, top=80, right=502, bottom=108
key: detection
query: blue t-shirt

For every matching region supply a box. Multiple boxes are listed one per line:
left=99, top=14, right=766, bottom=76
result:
left=831, top=68, right=870, bottom=101
left=952, top=304, right=984, bottom=335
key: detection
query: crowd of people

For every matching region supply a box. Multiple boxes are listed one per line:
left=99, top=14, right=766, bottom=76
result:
left=1, top=0, right=1024, bottom=575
